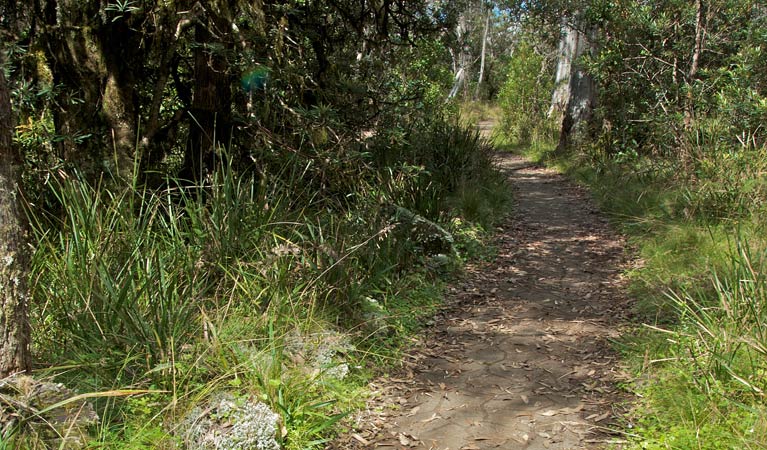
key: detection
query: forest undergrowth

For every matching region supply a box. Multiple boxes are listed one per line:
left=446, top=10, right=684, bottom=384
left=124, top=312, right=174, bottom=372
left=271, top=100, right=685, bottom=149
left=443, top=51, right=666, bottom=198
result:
left=6, top=0, right=765, bottom=447
left=6, top=114, right=511, bottom=449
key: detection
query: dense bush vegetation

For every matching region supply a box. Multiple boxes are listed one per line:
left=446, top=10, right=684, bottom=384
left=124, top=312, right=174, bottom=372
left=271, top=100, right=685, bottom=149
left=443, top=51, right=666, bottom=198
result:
left=18, top=122, right=506, bottom=449
left=0, top=1, right=512, bottom=448
left=497, top=41, right=556, bottom=146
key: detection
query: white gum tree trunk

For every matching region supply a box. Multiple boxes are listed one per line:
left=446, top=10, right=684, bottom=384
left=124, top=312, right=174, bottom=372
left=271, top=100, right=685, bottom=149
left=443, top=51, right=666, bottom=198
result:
left=549, top=15, right=597, bottom=152
left=474, top=11, right=490, bottom=100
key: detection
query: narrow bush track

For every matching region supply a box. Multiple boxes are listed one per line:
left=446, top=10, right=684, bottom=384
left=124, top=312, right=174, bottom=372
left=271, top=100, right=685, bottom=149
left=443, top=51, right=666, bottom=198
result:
left=334, top=151, right=634, bottom=449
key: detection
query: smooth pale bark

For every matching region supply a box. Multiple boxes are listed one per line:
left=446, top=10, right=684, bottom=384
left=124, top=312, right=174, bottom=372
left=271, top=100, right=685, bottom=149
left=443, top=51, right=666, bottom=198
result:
left=448, top=15, right=470, bottom=99
left=549, top=18, right=574, bottom=117
left=550, top=16, right=597, bottom=152
left=449, top=68, right=466, bottom=99
left=0, top=52, right=31, bottom=378
left=474, top=11, right=490, bottom=100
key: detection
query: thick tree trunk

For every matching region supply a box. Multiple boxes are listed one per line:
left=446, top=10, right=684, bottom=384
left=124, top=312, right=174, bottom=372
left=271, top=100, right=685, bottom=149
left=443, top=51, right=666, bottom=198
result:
left=557, top=62, right=596, bottom=152
left=40, top=0, right=141, bottom=182
left=551, top=16, right=597, bottom=153
left=43, top=24, right=108, bottom=179
left=100, top=21, right=141, bottom=180
left=0, top=52, right=31, bottom=378
left=548, top=17, right=576, bottom=117
left=184, top=18, right=233, bottom=183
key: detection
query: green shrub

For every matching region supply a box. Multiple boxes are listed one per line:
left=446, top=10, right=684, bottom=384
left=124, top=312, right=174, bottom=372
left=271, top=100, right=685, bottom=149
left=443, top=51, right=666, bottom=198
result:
left=497, top=42, right=557, bottom=146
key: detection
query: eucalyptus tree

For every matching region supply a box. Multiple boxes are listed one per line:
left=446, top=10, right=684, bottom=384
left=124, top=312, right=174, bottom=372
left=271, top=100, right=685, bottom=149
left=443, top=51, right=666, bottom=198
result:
left=500, top=0, right=767, bottom=157
left=497, top=0, right=597, bottom=150
left=446, top=0, right=515, bottom=101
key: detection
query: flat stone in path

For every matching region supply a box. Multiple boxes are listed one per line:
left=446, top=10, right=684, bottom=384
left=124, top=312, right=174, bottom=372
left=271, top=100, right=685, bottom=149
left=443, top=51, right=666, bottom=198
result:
left=332, top=153, right=633, bottom=450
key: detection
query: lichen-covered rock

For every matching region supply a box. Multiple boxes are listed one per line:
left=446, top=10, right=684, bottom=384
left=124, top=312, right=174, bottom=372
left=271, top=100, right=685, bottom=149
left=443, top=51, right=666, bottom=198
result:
left=0, top=375, right=99, bottom=449
left=360, top=296, right=391, bottom=337
left=182, top=393, right=281, bottom=450
left=285, top=329, right=354, bottom=380
left=387, top=205, right=455, bottom=256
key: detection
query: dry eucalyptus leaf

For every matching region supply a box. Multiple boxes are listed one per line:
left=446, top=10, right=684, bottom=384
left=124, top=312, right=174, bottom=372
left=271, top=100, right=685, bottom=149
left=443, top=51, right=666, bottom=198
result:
left=351, top=434, right=370, bottom=445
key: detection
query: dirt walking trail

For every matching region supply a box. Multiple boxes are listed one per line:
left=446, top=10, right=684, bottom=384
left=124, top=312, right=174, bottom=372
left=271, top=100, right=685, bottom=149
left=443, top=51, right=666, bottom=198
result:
left=334, top=141, right=633, bottom=449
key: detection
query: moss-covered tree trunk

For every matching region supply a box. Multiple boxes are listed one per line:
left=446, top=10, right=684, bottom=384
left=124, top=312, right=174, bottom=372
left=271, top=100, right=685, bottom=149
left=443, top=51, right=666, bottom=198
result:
left=0, top=51, right=31, bottom=377
left=100, top=19, right=141, bottom=179
left=39, top=0, right=140, bottom=182
left=41, top=19, right=108, bottom=179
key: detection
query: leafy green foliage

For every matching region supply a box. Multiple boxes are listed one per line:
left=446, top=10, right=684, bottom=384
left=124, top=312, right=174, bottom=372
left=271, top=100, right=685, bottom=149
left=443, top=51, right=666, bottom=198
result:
left=497, top=41, right=556, bottom=146
left=584, top=0, right=767, bottom=160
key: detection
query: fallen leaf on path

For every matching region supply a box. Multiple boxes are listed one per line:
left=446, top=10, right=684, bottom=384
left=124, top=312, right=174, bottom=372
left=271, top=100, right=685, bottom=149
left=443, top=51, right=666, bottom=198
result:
left=565, top=404, right=585, bottom=413
left=352, top=434, right=370, bottom=445
left=593, top=411, right=612, bottom=422
left=541, top=404, right=584, bottom=417
left=520, top=394, right=529, bottom=404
